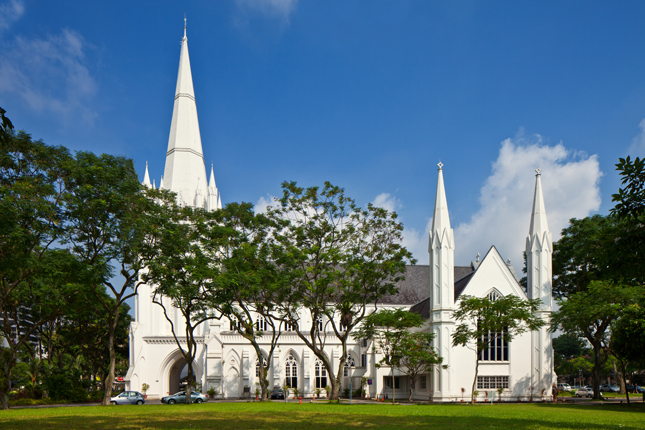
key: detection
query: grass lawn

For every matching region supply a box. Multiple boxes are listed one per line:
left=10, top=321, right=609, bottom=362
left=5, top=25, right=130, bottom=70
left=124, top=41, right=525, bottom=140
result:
left=1, top=401, right=644, bottom=430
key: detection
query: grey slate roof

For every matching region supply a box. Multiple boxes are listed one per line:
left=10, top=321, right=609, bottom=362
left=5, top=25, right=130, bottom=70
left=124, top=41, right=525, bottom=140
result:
left=407, top=265, right=475, bottom=318
left=380, top=265, right=474, bottom=305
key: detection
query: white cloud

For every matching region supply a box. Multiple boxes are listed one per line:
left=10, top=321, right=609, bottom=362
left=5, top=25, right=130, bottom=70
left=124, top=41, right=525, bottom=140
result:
left=0, top=0, right=23, bottom=32
left=254, top=194, right=278, bottom=213
left=0, top=28, right=97, bottom=124
left=235, top=0, right=298, bottom=23
left=371, top=192, right=400, bottom=213
left=628, top=118, right=645, bottom=157
left=453, top=134, right=602, bottom=270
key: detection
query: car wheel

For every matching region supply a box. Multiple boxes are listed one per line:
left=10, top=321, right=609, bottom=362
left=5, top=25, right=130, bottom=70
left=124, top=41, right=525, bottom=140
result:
left=168, top=399, right=176, bottom=405
left=196, top=398, right=203, bottom=404
left=136, top=400, right=143, bottom=405
left=111, top=401, right=117, bottom=405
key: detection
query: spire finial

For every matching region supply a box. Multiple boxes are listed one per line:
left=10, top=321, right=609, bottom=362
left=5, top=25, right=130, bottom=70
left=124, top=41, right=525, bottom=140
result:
left=437, top=161, right=444, bottom=170
left=184, top=13, right=187, bottom=39
left=535, top=166, right=541, bottom=176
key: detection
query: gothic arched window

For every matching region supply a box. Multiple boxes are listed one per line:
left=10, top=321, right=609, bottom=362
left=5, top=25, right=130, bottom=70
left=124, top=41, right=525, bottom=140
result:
left=315, top=358, right=327, bottom=389
left=255, top=357, right=268, bottom=378
left=285, top=355, right=298, bottom=388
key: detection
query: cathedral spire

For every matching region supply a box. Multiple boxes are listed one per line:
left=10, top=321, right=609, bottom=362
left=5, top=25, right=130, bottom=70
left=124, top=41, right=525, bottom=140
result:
left=163, top=20, right=209, bottom=206
left=431, top=161, right=451, bottom=234
left=142, top=161, right=151, bottom=188
left=528, top=167, right=549, bottom=238
left=208, top=163, right=217, bottom=189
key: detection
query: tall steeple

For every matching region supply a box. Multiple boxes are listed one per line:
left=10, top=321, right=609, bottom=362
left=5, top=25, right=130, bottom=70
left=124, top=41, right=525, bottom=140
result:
left=526, top=167, right=552, bottom=308
left=429, top=162, right=455, bottom=309
left=428, top=161, right=455, bottom=401
left=163, top=20, right=217, bottom=208
left=142, top=161, right=152, bottom=188
left=525, top=167, right=555, bottom=397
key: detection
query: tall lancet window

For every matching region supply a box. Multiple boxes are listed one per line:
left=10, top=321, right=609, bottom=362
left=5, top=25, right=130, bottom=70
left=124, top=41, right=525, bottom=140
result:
left=256, top=357, right=267, bottom=378
left=478, top=289, right=509, bottom=361
left=285, top=355, right=298, bottom=388
left=315, top=358, right=327, bottom=388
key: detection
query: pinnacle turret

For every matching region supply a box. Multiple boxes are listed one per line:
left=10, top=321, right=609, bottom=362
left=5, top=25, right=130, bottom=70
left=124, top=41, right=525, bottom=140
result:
left=142, top=161, right=151, bottom=188
left=528, top=167, right=549, bottom=239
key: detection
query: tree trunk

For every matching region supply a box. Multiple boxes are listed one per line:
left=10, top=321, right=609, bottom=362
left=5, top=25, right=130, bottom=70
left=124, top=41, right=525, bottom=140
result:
left=620, top=360, right=630, bottom=406
left=471, top=352, right=479, bottom=405
left=0, top=349, right=15, bottom=410
left=102, top=316, right=117, bottom=406
left=591, top=342, right=602, bottom=400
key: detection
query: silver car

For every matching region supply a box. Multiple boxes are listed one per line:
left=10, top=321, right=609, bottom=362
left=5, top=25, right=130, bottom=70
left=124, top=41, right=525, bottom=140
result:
left=575, top=387, right=593, bottom=398
left=110, top=391, right=146, bottom=405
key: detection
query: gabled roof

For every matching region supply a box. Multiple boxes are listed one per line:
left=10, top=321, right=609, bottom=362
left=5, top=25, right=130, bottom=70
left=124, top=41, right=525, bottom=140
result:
left=382, top=265, right=474, bottom=306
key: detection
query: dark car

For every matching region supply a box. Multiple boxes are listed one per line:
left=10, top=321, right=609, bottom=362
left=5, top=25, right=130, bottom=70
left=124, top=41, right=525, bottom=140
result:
left=161, top=391, right=209, bottom=404
left=599, top=384, right=619, bottom=393
left=270, top=389, right=285, bottom=399
left=626, top=385, right=645, bottom=393
left=110, top=391, right=145, bottom=405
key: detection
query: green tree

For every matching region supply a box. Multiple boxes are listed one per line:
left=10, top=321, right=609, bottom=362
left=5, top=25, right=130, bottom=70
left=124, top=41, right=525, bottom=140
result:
left=610, top=156, right=645, bottom=286
left=552, top=215, right=622, bottom=298
left=452, top=294, right=545, bottom=404
left=268, top=182, right=414, bottom=401
left=393, top=332, right=444, bottom=402
left=551, top=281, right=644, bottom=399
left=0, top=131, right=80, bottom=409
left=609, top=304, right=645, bottom=404
left=552, top=333, right=585, bottom=361
left=143, top=202, right=215, bottom=404
left=0, top=107, right=13, bottom=144
left=63, top=152, right=169, bottom=405
left=353, top=308, right=427, bottom=403
left=200, top=202, right=288, bottom=401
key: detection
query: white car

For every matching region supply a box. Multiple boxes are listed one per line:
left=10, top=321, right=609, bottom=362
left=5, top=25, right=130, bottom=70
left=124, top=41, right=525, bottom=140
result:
left=575, top=387, right=593, bottom=397
left=557, top=383, right=572, bottom=391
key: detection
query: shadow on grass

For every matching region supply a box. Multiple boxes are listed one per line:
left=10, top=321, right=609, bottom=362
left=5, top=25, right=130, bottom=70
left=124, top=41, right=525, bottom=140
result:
left=3, top=407, right=643, bottom=430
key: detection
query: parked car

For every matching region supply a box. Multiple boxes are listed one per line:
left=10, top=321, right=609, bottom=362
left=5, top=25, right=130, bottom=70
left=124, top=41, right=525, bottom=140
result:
left=626, top=385, right=645, bottom=393
left=575, top=387, right=593, bottom=398
left=110, top=391, right=145, bottom=405
left=161, top=391, right=209, bottom=404
left=557, top=383, right=572, bottom=391
left=599, top=384, right=619, bottom=393
left=270, top=389, right=285, bottom=400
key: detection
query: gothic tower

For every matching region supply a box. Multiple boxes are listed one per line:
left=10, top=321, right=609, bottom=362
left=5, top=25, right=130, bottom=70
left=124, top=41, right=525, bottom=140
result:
left=525, top=168, right=555, bottom=395
left=428, top=162, right=455, bottom=400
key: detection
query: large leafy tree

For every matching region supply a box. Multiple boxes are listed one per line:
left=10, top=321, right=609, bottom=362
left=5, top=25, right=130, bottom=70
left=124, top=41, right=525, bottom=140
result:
left=550, top=281, right=644, bottom=399
left=0, top=130, right=80, bottom=409
left=609, top=303, right=645, bottom=404
left=610, top=156, right=645, bottom=285
left=63, top=152, right=169, bottom=405
left=394, top=332, right=443, bottom=402
left=552, top=215, right=624, bottom=298
left=199, top=202, right=288, bottom=401
left=268, top=181, right=414, bottom=401
left=353, top=309, right=430, bottom=403
left=452, top=295, right=544, bottom=404
left=143, top=201, right=216, bottom=404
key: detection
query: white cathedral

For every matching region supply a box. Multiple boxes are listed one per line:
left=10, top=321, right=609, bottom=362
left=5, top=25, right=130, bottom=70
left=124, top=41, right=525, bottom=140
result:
left=125, top=26, right=555, bottom=401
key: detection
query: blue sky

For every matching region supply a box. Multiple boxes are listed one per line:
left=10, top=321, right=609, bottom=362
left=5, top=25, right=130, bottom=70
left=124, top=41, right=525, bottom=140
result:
left=2, top=0, right=645, bottom=268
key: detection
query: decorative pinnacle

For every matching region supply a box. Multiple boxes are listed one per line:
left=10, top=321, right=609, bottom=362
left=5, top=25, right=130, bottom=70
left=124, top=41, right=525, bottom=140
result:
left=437, top=161, right=444, bottom=170
left=535, top=167, right=541, bottom=176
left=183, top=14, right=187, bottom=38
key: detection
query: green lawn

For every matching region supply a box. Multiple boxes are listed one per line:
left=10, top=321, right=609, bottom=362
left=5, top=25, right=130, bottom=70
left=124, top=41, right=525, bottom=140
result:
left=1, top=401, right=644, bottom=429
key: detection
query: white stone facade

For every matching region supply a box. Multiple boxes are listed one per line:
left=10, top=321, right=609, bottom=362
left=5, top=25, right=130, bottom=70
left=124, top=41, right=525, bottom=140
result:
left=125, top=27, right=555, bottom=401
